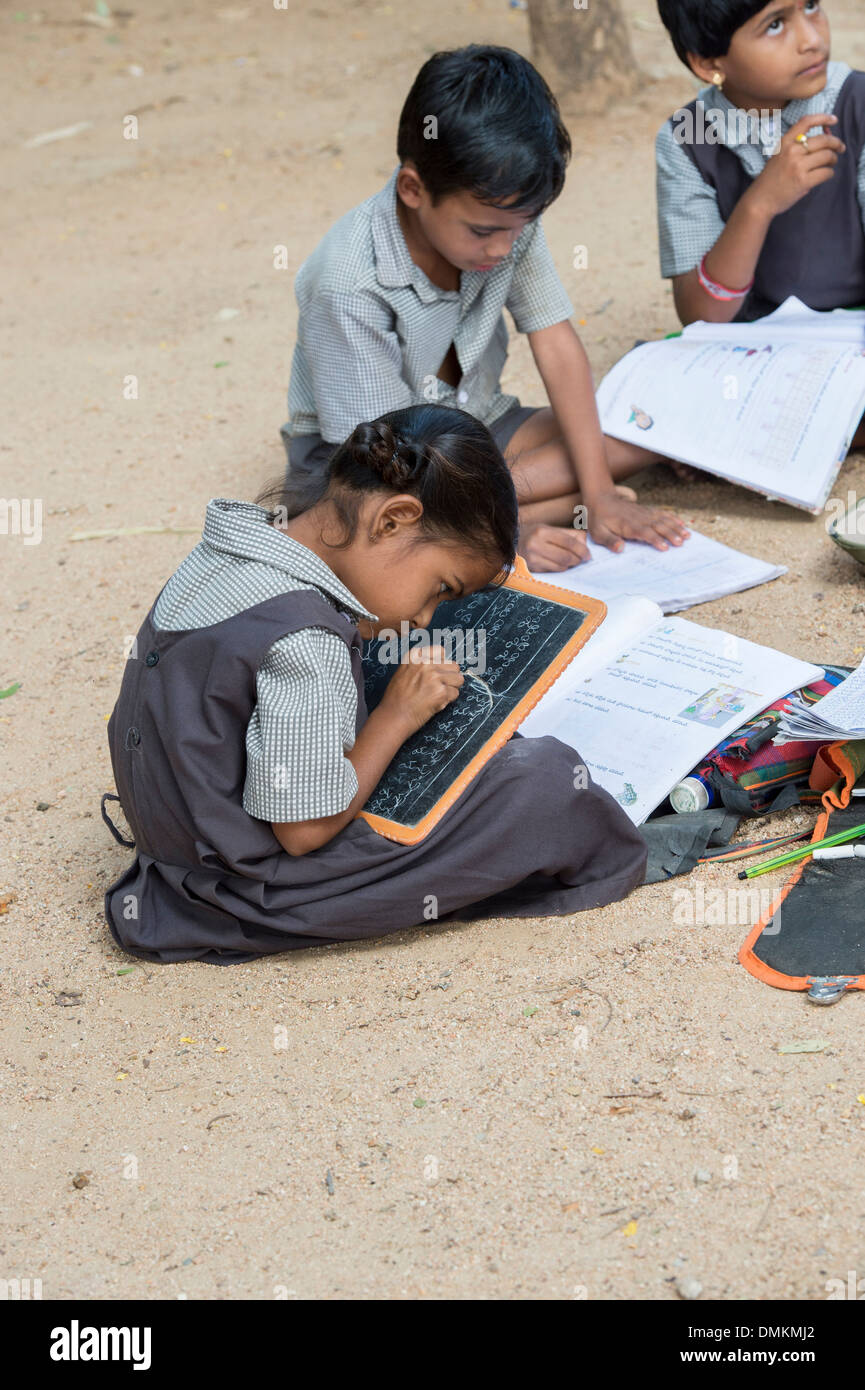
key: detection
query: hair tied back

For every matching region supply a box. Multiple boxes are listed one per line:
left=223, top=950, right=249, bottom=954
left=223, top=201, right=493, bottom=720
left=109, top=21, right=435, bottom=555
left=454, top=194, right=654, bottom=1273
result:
left=350, top=420, right=430, bottom=488
left=389, top=437, right=430, bottom=487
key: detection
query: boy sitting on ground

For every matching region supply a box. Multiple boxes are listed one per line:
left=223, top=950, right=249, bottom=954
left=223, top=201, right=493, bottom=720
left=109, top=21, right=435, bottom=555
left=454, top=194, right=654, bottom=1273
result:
left=282, top=44, right=687, bottom=572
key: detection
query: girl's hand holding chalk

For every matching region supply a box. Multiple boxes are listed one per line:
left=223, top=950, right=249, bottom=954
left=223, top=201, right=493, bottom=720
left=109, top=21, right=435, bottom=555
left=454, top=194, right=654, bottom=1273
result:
left=381, top=644, right=464, bottom=736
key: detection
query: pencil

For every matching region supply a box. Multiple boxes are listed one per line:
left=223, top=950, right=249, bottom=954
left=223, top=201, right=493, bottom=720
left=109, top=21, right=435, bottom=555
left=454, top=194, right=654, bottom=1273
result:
left=699, top=829, right=810, bottom=864
left=737, top=819, right=865, bottom=880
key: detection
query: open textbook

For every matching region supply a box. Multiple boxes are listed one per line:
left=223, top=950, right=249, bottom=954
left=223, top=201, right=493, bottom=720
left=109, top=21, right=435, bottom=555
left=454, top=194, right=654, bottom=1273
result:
left=519, top=596, right=822, bottom=824
left=597, top=297, right=865, bottom=513
left=532, top=526, right=785, bottom=613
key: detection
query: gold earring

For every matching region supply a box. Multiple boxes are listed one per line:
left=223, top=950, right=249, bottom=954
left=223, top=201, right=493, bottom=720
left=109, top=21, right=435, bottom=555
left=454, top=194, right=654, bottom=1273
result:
left=712, top=71, right=724, bottom=88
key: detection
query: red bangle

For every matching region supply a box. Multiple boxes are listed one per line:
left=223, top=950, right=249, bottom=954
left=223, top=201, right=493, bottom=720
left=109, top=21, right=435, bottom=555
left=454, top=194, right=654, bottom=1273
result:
left=698, top=254, right=754, bottom=301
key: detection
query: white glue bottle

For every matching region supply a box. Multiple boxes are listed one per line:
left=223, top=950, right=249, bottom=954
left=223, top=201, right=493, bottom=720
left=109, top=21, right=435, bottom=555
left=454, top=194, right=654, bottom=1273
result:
left=670, top=774, right=717, bottom=814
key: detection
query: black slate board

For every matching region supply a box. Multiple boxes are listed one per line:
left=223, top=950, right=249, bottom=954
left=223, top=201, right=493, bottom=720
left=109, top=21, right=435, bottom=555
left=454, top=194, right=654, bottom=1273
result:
left=361, top=584, right=591, bottom=833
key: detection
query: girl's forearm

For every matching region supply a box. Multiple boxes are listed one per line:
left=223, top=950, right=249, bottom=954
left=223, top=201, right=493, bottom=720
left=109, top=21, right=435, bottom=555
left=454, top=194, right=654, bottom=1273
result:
left=272, top=703, right=412, bottom=856
left=674, top=188, right=773, bottom=325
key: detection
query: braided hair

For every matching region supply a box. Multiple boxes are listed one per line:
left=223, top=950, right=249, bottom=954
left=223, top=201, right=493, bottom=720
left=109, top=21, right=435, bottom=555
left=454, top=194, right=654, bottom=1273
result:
left=341, top=419, right=434, bottom=490
left=261, top=404, right=518, bottom=569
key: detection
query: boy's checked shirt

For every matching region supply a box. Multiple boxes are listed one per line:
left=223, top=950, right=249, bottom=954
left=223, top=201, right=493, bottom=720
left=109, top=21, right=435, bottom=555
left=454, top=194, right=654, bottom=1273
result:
left=657, top=61, right=865, bottom=278
left=287, top=169, right=575, bottom=444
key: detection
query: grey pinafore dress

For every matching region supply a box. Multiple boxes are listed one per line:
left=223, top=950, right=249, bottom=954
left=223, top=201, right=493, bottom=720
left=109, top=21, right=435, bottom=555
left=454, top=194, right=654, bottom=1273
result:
left=677, top=71, right=865, bottom=320
left=104, top=590, right=647, bottom=964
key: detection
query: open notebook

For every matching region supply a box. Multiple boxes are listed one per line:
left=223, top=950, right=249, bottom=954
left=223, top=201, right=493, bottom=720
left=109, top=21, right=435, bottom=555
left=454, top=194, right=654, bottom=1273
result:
left=775, top=656, right=865, bottom=741
left=597, top=297, right=865, bottom=512
left=532, top=525, right=785, bottom=613
left=520, top=595, right=822, bottom=824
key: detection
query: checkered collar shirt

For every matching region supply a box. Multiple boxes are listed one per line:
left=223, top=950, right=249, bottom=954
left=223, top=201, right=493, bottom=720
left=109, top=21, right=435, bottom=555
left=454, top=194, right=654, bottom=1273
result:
left=705, top=59, right=851, bottom=154
left=656, top=61, right=862, bottom=278
left=370, top=172, right=482, bottom=309
left=153, top=499, right=377, bottom=824
left=287, top=169, right=574, bottom=442
left=188, top=498, right=377, bottom=625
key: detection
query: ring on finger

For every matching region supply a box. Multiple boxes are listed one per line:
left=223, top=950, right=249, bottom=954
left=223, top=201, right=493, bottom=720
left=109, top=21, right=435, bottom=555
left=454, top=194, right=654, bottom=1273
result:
left=796, top=132, right=810, bottom=152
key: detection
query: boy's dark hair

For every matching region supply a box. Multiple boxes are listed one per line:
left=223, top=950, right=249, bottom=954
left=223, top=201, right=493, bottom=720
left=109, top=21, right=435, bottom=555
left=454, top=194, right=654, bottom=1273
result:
left=396, top=45, right=570, bottom=215
left=260, top=405, right=518, bottom=571
left=657, top=0, right=771, bottom=67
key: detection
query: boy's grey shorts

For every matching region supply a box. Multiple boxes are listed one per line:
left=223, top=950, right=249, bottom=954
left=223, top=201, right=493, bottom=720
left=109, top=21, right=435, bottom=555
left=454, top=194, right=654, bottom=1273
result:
left=280, top=404, right=540, bottom=483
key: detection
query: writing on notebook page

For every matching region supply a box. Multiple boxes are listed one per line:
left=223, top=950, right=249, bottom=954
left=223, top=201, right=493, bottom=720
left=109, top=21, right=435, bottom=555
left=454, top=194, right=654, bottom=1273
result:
left=755, top=349, right=840, bottom=472
left=679, top=342, right=843, bottom=472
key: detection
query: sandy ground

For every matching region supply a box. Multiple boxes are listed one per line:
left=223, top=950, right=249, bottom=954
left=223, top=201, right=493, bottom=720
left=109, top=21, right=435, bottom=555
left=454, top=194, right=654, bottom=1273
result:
left=3, top=0, right=865, bottom=1302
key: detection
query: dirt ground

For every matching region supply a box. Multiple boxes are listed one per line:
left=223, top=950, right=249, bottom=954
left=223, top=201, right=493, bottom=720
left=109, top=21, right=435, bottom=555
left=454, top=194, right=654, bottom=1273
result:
left=3, top=0, right=865, bottom=1302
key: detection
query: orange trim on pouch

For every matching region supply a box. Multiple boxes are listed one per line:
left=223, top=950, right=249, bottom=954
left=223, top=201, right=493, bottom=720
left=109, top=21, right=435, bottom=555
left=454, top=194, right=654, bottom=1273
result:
left=738, top=740, right=864, bottom=990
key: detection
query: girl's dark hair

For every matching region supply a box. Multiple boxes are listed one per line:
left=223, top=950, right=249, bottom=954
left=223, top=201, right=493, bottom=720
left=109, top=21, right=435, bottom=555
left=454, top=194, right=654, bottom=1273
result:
left=657, top=0, right=773, bottom=67
left=260, top=405, right=518, bottom=570
left=396, top=45, right=570, bottom=216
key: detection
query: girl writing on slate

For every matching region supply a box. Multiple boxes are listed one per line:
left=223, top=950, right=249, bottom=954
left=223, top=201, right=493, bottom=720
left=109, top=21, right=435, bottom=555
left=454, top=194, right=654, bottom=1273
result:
left=103, top=404, right=647, bottom=964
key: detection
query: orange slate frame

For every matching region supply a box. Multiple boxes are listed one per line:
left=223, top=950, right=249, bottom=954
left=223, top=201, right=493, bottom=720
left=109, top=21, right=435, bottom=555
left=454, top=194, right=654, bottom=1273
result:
left=357, top=556, right=607, bottom=846
left=738, top=742, right=865, bottom=991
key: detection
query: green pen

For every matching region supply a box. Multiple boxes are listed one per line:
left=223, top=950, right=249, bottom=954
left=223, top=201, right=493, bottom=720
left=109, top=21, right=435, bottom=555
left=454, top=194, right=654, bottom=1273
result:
left=737, top=819, right=865, bottom=880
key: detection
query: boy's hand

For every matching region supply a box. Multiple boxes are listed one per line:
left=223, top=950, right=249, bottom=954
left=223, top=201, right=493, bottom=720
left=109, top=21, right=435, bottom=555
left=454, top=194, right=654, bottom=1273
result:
left=587, top=491, right=690, bottom=553
left=749, top=114, right=844, bottom=220
left=519, top=522, right=590, bottom=572
left=380, top=644, right=464, bottom=736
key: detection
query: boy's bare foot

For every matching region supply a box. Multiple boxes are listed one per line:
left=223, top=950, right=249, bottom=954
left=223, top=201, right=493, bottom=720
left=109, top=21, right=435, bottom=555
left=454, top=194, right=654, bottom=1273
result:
left=604, top=434, right=700, bottom=483
left=668, top=461, right=698, bottom=482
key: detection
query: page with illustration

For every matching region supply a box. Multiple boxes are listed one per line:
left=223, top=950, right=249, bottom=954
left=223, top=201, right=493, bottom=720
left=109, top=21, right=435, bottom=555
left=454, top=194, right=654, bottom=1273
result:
left=526, top=617, right=822, bottom=824
left=596, top=332, right=865, bottom=511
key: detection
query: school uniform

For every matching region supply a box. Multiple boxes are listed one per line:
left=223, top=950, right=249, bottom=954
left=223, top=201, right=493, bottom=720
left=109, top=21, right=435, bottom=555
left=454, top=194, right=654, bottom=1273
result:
left=103, top=499, right=647, bottom=964
left=281, top=169, right=575, bottom=475
left=657, top=62, right=865, bottom=320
